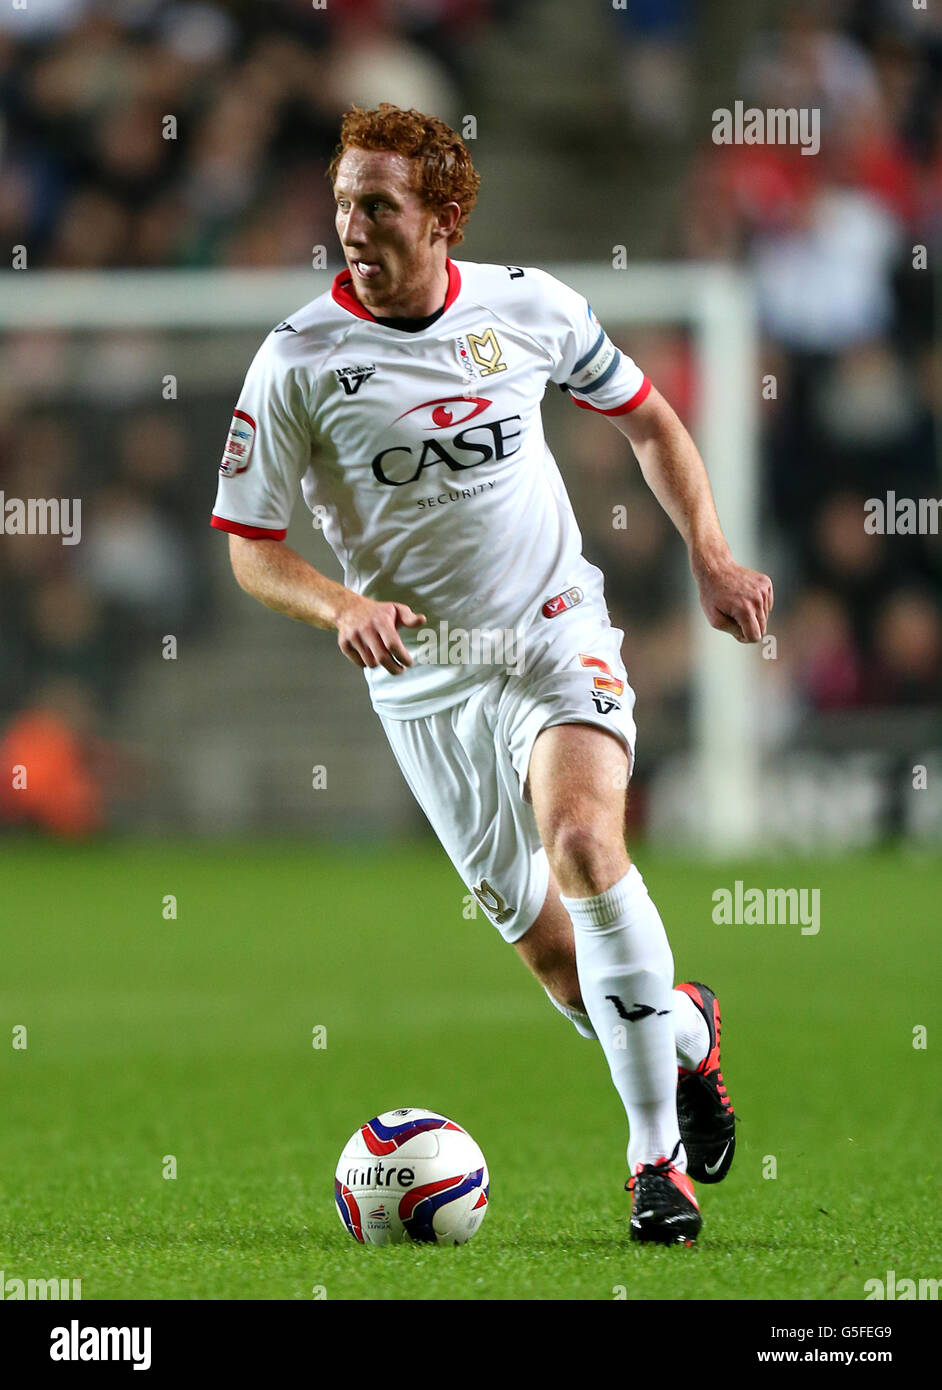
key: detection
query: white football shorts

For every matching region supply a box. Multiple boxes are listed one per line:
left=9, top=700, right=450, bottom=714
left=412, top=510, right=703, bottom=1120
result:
left=378, top=599, right=637, bottom=944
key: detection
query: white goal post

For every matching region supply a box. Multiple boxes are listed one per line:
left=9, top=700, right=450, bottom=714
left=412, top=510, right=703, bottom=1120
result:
left=2, top=262, right=761, bottom=852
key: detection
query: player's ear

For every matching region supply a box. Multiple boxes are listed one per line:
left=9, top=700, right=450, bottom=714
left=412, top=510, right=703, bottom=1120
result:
left=434, top=202, right=461, bottom=241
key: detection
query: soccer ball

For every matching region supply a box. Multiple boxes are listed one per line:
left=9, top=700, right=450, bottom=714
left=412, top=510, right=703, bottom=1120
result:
left=334, top=1107, right=489, bottom=1245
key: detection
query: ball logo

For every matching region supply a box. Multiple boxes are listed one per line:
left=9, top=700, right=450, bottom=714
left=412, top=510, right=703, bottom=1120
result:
left=342, top=1162, right=416, bottom=1188
left=335, top=1109, right=489, bottom=1246
left=220, top=409, right=256, bottom=476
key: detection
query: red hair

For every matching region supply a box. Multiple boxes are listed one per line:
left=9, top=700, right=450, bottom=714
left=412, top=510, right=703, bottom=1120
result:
left=328, top=104, right=480, bottom=247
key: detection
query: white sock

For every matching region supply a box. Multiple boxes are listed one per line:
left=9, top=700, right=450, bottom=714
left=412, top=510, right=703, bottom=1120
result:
left=544, top=970, right=710, bottom=1072
left=543, top=986, right=597, bottom=1039
left=673, top=988, right=710, bottom=1072
left=561, top=864, right=683, bottom=1172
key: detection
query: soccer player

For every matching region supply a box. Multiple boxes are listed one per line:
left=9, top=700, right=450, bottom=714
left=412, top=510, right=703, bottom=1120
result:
left=211, top=104, right=773, bottom=1245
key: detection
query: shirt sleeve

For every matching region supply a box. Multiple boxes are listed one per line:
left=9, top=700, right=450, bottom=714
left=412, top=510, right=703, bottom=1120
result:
left=211, top=334, right=312, bottom=540
left=541, top=272, right=652, bottom=416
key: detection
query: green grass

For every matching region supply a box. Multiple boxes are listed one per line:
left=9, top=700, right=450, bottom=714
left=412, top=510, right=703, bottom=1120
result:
left=1, top=839, right=939, bottom=1300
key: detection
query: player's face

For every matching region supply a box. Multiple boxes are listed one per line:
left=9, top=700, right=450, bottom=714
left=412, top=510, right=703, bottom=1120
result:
left=333, top=148, right=452, bottom=316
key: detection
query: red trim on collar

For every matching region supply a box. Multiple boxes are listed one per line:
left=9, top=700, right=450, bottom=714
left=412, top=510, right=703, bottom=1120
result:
left=330, top=260, right=461, bottom=323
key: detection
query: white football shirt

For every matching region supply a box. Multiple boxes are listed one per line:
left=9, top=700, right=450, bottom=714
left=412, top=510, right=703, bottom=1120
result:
left=212, top=259, right=650, bottom=716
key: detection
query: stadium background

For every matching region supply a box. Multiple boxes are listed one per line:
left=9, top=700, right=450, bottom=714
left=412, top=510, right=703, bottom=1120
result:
left=1, top=0, right=940, bottom=1305
left=1, top=0, right=939, bottom=844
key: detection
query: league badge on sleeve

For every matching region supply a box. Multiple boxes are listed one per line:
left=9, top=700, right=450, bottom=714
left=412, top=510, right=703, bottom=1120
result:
left=220, top=409, right=256, bottom=476
left=541, top=587, right=584, bottom=619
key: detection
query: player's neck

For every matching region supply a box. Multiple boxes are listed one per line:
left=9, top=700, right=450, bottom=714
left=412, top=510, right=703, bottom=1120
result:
left=355, top=261, right=450, bottom=321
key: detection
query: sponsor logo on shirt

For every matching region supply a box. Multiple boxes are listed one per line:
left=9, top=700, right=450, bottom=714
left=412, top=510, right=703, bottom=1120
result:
left=219, top=409, right=256, bottom=476
left=393, top=396, right=491, bottom=430
left=371, top=396, right=521, bottom=487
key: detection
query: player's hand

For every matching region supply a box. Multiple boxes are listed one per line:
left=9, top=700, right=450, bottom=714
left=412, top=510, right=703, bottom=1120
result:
left=694, top=553, right=773, bottom=644
left=333, top=593, right=427, bottom=675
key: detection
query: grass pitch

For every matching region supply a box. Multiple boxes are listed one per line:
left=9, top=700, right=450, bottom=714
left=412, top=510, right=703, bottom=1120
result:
left=1, top=839, right=938, bottom=1301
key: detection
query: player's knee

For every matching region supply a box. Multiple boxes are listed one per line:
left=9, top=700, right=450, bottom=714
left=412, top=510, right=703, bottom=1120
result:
left=545, top=818, right=622, bottom=896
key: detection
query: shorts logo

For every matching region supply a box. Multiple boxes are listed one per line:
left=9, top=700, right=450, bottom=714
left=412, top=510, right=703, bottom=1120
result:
left=580, top=653, right=624, bottom=714
left=220, top=409, right=256, bottom=476
left=541, top=587, right=584, bottom=619
left=335, top=364, right=377, bottom=396
left=472, top=879, right=515, bottom=925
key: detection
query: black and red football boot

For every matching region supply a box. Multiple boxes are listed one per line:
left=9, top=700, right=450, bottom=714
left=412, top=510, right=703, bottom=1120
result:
left=626, top=1141, right=701, bottom=1246
left=675, top=981, right=736, bottom=1183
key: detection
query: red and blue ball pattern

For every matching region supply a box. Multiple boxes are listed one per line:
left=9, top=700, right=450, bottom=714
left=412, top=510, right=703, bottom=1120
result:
left=334, top=1109, right=489, bottom=1246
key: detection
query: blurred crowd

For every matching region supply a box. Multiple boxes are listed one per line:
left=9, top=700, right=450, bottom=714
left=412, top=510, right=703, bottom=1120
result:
left=573, top=0, right=942, bottom=732
left=0, top=401, right=215, bottom=832
left=0, top=0, right=491, bottom=270
left=0, top=0, right=939, bottom=835
left=0, top=0, right=496, bottom=833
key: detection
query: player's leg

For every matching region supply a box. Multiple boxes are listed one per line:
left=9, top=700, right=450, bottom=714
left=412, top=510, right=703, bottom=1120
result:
left=516, top=870, right=734, bottom=1183
left=515, top=870, right=713, bottom=1070
left=376, top=685, right=553, bottom=947
left=513, top=863, right=597, bottom=1037
left=527, top=722, right=685, bottom=1173
left=526, top=720, right=701, bottom=1242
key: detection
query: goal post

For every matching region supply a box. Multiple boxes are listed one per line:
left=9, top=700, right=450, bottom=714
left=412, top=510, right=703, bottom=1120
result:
left=550, top=263, right=763, bottom=855
left=3, top=262, right=762, bottom=853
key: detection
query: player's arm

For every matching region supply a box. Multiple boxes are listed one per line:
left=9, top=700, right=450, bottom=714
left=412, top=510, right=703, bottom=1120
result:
left=214, top=335, right=425, bottom=676
left=611, top=384, right=773, bottom=644
left=540, top=269, right=772, bottom=643
left=228, top=535, right=426, bottom=676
